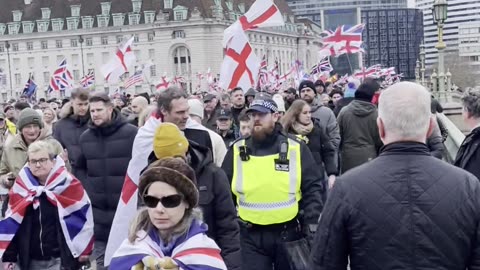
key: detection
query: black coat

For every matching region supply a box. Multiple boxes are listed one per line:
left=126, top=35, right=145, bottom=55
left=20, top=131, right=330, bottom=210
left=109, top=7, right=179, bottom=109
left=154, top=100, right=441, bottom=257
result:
left=53, top=113, right=89, bottom=177
left=76, top=110, right=137, bottom=241
left=184, top=128, right=213, bottom=152
left=288, top=120, right=338, bottom=176
left=2, top=195, right=80, bottom=270
left=222, top=124, right=324, bottom=225
left=310, top=142, right=480, bottom=270
left=455, top=126, right=480, bottom=180
left=218, top=129, right=237, bottom=148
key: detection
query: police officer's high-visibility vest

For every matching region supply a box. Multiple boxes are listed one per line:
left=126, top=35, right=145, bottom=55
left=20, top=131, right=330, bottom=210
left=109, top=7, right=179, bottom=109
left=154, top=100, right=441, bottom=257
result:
left=232, top=138, right=302, bottom=225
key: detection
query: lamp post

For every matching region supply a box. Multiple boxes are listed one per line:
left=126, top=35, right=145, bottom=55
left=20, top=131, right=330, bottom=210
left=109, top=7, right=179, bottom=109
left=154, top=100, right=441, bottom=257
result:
left=79, top=35, right=85, bottom=77
left=415, top=59, right=420, bottom=83
left=5, top=41, right=13, bottom=99
left=419, top=43, right=426, bottom=86
left=432, top=0, right=448, bottom=99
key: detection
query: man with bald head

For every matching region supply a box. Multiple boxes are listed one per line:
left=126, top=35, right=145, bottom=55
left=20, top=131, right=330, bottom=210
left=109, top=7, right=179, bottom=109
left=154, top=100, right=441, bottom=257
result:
left=310, top=82, right=480, bottom=270
left=130, top=96, right=148, bottom=126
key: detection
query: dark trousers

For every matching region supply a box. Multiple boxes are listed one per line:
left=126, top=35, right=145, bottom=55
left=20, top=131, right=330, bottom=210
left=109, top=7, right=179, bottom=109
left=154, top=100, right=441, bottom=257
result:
left=240, top=219, right=303, bottom=270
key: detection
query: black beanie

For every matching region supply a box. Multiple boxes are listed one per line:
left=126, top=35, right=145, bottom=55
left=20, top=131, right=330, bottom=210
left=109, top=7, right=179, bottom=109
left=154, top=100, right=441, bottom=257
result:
left=355, top=79, right=380, bottom=102
left=298, top=80, right=317, bottom=94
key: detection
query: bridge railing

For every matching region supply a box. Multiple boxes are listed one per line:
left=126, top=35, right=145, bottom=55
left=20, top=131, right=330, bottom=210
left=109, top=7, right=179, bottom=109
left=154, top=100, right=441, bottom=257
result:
left=437, top=113, right=465, bottom=162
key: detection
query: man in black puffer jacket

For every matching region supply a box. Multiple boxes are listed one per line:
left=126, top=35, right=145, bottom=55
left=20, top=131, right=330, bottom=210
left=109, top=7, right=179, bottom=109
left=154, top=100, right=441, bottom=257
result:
left=311, top=82, right=480, bottom=270
left=147, top=123, right=241, bottom=270
left=53, top=88, right=90, bottom=178
left=75, top=93, right=137, bottom=270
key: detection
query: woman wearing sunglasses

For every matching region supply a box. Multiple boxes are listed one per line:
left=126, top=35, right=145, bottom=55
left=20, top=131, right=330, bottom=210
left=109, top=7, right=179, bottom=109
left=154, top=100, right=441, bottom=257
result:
left=110, top=158, right=227, bottom=270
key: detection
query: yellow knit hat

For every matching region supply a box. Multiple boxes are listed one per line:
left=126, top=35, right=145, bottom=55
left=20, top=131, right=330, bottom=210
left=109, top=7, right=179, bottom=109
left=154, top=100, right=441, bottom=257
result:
left=153, top=123, right=189, bottom=159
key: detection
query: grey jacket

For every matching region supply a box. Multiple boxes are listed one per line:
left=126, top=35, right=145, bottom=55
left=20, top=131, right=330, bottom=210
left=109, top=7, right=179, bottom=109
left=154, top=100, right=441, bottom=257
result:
left=310, top=98, right=340, bottom=149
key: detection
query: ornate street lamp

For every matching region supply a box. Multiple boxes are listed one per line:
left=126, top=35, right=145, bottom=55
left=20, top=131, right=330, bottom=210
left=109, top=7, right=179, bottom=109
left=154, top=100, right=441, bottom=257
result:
left=432, top=0, right=448, bottom=97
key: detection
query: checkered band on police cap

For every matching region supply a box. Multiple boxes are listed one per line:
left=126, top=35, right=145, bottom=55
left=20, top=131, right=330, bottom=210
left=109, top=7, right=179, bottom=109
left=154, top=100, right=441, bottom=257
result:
left=250, top=99, right=278, bottom=113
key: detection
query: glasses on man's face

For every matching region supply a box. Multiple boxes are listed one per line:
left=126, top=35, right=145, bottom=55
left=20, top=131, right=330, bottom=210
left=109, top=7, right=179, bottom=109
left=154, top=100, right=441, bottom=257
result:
left=28, top=158, right=50, bottom=167
left=143, top=194, right=183, bottom=208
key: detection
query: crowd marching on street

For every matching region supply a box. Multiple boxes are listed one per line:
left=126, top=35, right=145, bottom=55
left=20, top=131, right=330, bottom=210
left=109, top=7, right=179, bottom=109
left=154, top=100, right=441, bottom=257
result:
left=2, top=0, right=480, bottom=269
left=0, top=78, right=479, bottom=270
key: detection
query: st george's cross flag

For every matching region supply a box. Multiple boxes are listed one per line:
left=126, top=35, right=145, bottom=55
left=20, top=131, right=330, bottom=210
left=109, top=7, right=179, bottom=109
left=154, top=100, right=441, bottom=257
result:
left=223, top=0, right=284, bottom=47
left=104, top=114, right=216, bottom=266
left=0, top=158, right=94, bottom=259
left=219, top=29, right=261, bottom=91
left=101, top=36, right=136, bottom=83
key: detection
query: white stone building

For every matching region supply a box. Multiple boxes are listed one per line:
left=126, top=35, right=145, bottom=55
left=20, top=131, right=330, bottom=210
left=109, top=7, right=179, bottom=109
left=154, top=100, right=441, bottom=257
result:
left=0, top=0, right=321, bottom=101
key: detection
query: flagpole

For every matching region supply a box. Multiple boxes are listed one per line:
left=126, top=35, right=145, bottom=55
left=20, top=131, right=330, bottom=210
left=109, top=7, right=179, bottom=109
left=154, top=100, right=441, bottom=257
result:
left=345, top=54, right=354, bottom=75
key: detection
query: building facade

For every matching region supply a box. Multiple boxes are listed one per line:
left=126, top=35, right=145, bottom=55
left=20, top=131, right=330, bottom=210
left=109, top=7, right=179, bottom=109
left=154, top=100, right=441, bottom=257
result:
left=0, top=0, right=321, bottom=101
left=458, top=22, right=480, bottom=74
left=362, top=8, right=424, bottom=79
left=286, top=0, right=408, bottom=25
left=416, top=0, right=480, bottom=67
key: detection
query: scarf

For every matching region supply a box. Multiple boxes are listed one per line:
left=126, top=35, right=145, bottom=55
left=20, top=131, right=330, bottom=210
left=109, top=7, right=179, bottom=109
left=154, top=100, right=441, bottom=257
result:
left=292, top=121, right=314, bottom=136
left=110, top=219, right=227, bottom=270
left=0, top=158, right=94, bottom=259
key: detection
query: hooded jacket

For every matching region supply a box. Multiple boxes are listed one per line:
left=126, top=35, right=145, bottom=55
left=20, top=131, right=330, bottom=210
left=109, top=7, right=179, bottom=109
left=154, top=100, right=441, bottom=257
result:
left=310, top=98, right=341, bottom=149
left=53, top=102, right=90, bottom=178
left=75, top=109, right=138, bottom=242
left=337, top=99, right=383, bottom=173
left=147, top=141, right=241, bottom=270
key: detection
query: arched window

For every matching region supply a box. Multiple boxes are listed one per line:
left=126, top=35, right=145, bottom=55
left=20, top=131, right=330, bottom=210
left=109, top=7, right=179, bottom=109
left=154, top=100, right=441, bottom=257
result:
left=172, top=46, right=191, bottom=76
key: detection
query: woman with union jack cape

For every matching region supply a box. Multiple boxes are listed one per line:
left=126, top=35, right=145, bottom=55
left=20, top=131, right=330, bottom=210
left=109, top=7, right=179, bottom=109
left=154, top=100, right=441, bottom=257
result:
left=0, top=140, right=94, bottom=270
left=110, top=158, right=227, bottom=270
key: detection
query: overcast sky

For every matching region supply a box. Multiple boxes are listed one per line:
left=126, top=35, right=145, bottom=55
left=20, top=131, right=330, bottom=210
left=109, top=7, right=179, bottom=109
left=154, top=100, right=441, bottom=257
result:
left=408, top=0, right=415, bottom=8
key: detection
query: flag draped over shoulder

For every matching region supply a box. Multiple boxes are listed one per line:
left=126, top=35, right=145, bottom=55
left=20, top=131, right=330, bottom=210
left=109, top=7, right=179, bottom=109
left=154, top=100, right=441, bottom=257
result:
left=111, top=226, right=227, bottom=270
left=104, top=114, right=211, bottom=266
left=0, top=158, right=94, bottom=259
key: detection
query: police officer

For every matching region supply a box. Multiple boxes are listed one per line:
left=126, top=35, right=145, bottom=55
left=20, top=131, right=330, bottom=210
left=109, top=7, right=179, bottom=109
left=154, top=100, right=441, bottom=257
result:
left=222, top=98, right=323, bottom=270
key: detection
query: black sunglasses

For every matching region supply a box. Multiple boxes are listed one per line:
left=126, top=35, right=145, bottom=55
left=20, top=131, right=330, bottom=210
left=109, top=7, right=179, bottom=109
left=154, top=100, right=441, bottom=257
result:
left=143, top=194, right=183, bottom=208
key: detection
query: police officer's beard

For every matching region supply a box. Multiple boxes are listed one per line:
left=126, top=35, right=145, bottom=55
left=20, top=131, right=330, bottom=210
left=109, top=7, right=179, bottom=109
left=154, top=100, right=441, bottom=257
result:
left=252, top=121, right=275, bottom=142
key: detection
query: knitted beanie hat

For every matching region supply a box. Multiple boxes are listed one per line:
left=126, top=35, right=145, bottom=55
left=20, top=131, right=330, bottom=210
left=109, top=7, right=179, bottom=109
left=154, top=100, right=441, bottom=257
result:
left=139, top=158, right=199, bottom=208
left=17, top=108, right=44, bottom=131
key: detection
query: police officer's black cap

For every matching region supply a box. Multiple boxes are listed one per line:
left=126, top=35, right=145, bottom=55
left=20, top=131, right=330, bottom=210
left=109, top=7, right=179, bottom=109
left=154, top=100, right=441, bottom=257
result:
left=246, top=98, right=278, bottom=114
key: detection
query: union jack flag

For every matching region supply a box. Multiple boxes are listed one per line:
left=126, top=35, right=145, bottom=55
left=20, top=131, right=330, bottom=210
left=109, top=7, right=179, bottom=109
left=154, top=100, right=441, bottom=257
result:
left=110, top=222, right=227, bottom=270
left=124, top=70, right=144, bottom=89
left=319, top=24, right=365, bottom=58
left=354, top=64, right=382, bottom=79
left=80, top=70, right=95, bottom=88
left=310, top=57, right=333, bottom=75
left=47, top=59, right=73, bottom=93
left=378, top=67, right=396, bottom=77
left=0, top=158, right=94, bottom=259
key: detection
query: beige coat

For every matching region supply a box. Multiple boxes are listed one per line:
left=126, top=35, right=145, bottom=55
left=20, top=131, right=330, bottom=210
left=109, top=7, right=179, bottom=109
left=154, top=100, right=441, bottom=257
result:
left=0, top=130, right=65, bottom=179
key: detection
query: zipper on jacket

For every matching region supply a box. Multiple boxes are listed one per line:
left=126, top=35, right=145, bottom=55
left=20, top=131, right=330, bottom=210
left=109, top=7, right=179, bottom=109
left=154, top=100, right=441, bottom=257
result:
left=39, top=204, right=44, bottom=257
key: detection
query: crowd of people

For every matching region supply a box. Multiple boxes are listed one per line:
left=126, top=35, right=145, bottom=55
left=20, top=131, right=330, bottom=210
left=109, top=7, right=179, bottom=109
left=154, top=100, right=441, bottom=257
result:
left=0, top=77, right=479, bottom=270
